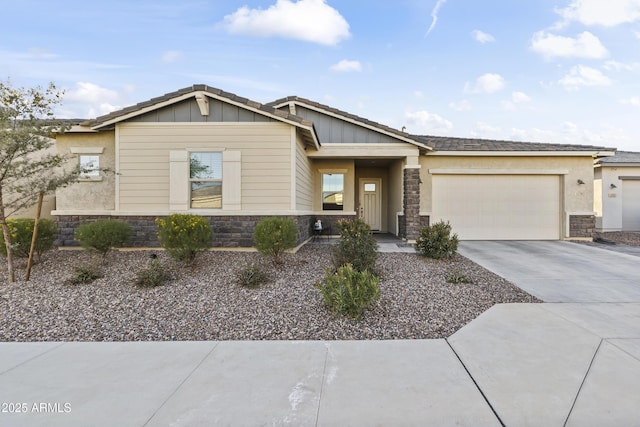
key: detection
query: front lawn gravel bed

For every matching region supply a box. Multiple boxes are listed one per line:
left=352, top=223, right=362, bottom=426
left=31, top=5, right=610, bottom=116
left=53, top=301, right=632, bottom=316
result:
left=0, top=244, right=539, bottom=341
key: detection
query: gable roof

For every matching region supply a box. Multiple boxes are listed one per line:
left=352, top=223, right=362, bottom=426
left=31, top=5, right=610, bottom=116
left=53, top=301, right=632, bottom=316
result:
left=268, top=96, right=431, bottom=151
left=414, top=135, right=615, bottom=154
left=79, top=85, right=320, bottom=149
left=596, top=150, right=640, bottom=165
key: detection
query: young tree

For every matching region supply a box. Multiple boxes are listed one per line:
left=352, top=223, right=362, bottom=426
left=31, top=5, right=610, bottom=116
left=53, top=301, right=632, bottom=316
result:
left=0, top=80, right=80, bottom=283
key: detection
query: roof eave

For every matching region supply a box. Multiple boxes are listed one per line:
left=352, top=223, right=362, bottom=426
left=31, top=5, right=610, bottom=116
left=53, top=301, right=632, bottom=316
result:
left=272, top=99, right=432, bottom=152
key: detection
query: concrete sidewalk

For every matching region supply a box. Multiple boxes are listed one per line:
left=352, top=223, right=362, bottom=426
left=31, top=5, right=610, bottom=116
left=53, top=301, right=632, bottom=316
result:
left=2, top=241, right=640, bottom=426
left=2, top=301, right=640, bottom=427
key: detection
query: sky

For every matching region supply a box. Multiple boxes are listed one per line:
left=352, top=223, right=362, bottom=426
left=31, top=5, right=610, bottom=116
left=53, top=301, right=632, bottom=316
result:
left=1, top=0, right=640, bottom=151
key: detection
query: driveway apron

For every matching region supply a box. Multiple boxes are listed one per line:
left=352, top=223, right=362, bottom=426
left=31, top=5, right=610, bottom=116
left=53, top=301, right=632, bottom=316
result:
left=458, top=240, right=640, bottom=303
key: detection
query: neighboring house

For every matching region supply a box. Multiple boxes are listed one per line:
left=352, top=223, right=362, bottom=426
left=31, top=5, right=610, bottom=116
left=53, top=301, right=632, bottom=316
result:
left=53, top=85, right=615, bottom=247
left=594, top=151, right=640, bottom=232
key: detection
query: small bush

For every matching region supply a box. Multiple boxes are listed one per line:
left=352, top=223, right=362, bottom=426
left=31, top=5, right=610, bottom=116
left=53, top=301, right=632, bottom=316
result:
left=65, top=263, right=103, bottom=285
left=74, top=219, right=131, bottom=257
left=235, top=263, right=270, bottom=288
left=0, top=218, right=56, bottom=261
left=316, top=264, right=380, bottom=321
left=446, top=270, right=472, bottom=284
left=416, top=220, right=459, bottom=259
left=156, top=214, right=212, bottom=263
left=332, top=219, right=378, bottom=273
left=253, top=217, right=297, bottom=264
left=134, top=258, right=172, bottom=288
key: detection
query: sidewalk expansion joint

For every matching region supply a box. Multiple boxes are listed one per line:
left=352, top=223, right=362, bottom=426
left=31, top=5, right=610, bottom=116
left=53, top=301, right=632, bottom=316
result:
left=142, top=341, right=221, bottom=426
left=314, top=343, right=330, bottom=427
left=445, top=338, right=505, bottom=427
left=563, top=338, right=603, bottom=427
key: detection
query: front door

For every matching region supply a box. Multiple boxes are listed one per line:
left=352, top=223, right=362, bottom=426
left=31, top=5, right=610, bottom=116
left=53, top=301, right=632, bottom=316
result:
left=359, top=178, right=382, bottom=231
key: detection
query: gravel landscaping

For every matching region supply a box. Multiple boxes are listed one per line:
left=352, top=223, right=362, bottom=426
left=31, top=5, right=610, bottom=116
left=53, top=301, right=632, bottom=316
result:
left=0, top=243, right=539, bottom=341
left=594, top=231, right=640, bottom=246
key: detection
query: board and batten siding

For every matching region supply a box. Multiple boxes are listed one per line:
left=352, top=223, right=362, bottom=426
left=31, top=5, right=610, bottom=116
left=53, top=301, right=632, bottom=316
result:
left=295, top=132, right=313, bottom=210
left=117, top=122, right=293, bottom=211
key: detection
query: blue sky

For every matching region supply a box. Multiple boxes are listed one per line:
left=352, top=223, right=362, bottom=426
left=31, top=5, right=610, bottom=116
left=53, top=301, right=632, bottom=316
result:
left=2, top=0, right=640, bottom=150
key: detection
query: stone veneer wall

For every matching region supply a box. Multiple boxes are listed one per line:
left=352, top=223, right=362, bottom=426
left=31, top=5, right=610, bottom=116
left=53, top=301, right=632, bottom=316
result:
left=569, top=214, right=595, bottom=238
left=403, top=168, right=421, bottom=240
left=55, top=214, right=355, bottom=248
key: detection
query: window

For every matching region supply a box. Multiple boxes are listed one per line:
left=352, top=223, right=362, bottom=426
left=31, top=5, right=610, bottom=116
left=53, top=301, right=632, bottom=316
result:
left=79, top=155, right=100, bottom=178
left=190, top=152, right=222, bottom=208
left=322, top=173, right=344, bottom=210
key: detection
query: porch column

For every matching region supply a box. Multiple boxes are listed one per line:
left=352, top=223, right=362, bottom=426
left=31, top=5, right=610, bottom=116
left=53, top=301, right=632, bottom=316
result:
left=403, top=165, right=421, bottom=241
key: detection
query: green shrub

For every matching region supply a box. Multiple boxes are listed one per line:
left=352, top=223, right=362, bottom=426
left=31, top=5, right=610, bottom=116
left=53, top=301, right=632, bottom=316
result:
left=416, top=220, right=459, bottom=259
left=446, top=269, right=472, bottom=284
left=253, top=217, right=297, bottom=264
left=235, top=263, right=270, bottom=288
left=332, top=219, right=378, bottom=273
left=156, top=214, right=212, bottom=263
left=65, top=263, right=103, bottom=285
left=316, top=264, right=380, bottom=321
left=134, top=258, right=172, bottom=288
left=74, top=219, right=131, bottom=256
left=0, top=218, right=56, bottom=261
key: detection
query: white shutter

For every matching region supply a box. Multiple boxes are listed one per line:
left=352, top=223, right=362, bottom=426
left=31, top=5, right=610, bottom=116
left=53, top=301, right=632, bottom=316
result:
left=222, top=151, right=241, bottom=210
left=169, top=150, right=189, bottom=210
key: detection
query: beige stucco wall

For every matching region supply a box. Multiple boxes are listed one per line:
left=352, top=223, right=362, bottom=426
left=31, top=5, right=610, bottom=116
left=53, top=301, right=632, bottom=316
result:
left=312, top=159, right=355, bottom=213
left=55, top=131, right=116, bottom=212
left=117, top=122, right=294, bottom=212
left=596, top=165, right=640, bottom=231
left=420, top=155, right=595, bottom=216
left=388, top=159, right=405, bottom=235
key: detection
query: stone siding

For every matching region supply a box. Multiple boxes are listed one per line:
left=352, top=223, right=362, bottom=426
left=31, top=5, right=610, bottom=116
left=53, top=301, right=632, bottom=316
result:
left=55, top=214, right=356, bottom=248
left=403, top=168, right=421, bottom=240
left=569, top=214, right=595, bottom=238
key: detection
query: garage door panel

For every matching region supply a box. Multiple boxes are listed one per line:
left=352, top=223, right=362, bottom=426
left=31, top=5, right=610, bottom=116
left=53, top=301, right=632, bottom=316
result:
left=432, top=175, right=560, bottom=240
left=622, top=181, right=640, bottom=231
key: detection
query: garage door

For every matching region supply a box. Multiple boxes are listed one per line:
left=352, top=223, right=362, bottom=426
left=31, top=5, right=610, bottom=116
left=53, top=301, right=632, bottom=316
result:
left=432, top=175, right=561, bottom=240
left=622, top=180, right=640, bottom=231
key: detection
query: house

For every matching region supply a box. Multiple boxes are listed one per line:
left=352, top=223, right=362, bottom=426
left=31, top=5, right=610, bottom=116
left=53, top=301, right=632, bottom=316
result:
left=53, top=84, right=615, bottom=247
left=594, top=151, right=640, bottom=232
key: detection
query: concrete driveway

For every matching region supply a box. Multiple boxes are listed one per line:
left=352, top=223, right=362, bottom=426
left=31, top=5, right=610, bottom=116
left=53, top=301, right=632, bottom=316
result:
left=458, top=240, right=640, bottom=303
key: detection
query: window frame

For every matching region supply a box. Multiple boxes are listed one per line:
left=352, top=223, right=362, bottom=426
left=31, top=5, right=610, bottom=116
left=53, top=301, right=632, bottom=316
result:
left=321, top=172, right=345, bottom=211
left=79, top=154, right=100, bottom=180
left=189, top=151, right=223, bottom=209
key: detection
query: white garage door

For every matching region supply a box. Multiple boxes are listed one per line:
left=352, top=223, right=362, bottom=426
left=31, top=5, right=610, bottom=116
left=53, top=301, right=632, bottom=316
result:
left=432, top=175, right=561, bottom=240
left=622, top=180, right=640, bottom=231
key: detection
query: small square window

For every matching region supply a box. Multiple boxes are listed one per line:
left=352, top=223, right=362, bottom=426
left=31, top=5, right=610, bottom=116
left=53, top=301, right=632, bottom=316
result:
left=79, top=155, right=99, bottom=178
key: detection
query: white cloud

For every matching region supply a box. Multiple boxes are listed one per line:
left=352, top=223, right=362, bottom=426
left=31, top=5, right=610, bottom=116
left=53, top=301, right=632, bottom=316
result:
left=465, top=73, right=506, bottom=94
left=502, top=91, right=532, bottom=110
left=511, top=91, right=532, bottom=103
left=65, top=82, right=119, bottom=104
left=63, top=82, right=122, bottom=118
left=220, top=0, right=350, bottom=46
left=559, top=65, right=612, bottom=89
left=471, top=30, right=495, bottom=44
left=405, top=110, right=453, bottom=134
left=555, top=0, right=640, bottom=27
left=621, top=96, right=640, bottom=106
left=530, top=31, right=608, bottom=59
left=604, top=60, right=640, bottom=71
left=426, top=0, right=447, bottom=36
left=471, top=121, right=501, bottom=138
left=161, top=50, right=183, bottom=63
left=329, top=59, right=362, bottom=72
left=448, top=99, right=472, bottom=111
